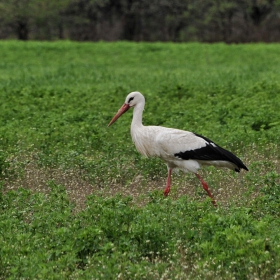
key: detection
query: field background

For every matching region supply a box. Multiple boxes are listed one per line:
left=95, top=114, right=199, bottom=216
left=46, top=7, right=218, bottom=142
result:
left=0, top=41, right=280, bottom=279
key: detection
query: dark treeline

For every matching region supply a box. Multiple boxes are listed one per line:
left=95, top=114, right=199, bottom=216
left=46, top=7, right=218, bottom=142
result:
left=0, top=0, right=280, bottom=43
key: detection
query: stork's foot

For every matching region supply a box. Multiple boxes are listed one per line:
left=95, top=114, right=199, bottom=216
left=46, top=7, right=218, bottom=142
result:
left=164, top=186, right=170, bottom=197
left=210, top=198, right=217, bottom=207
left=195, top=173, right=217, bottom=207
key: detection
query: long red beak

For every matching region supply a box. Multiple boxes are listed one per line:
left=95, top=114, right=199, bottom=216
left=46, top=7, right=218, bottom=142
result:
left=108, top=103, right=130, bottom=127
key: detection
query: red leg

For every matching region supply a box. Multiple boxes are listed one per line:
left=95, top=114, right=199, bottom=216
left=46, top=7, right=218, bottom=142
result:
left=164, top=168, right=172, bottom=196
left=195, top=173, right=217, bottom=206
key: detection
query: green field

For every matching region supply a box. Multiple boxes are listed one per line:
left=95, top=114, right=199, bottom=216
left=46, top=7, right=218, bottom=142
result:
left=0, top=41, right=280, bottom=279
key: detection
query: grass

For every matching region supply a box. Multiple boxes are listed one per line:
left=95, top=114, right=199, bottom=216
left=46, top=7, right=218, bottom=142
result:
left=0, top=40, right=280, bottom=279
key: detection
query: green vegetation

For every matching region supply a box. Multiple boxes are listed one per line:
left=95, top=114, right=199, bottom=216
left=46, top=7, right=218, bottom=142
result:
left=0, top=41, right=280, bottom=279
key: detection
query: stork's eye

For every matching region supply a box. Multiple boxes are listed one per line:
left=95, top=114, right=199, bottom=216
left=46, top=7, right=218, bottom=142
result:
left=128, top=97, right=134, bottom=103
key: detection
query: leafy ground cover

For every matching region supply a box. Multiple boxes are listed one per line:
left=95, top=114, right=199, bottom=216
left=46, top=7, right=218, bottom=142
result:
left=0, top=41, right=280, bottom=279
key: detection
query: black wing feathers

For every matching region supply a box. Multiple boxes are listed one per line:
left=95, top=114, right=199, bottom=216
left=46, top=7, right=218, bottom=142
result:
left=174, top=133, right=248, bottom=172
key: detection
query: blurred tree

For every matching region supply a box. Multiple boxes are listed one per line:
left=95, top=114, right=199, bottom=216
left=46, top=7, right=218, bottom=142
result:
left=122, top=0, right=190, bottom=41
left=0, top=0, right=70, bottom=40
left=33, top=0, right=71, bottom=39
left=0, top=0, right=32, bottom=40
left=0, top=0, right=280, bottom=41
left=181, top=0, right=280, bottom=42
left=235, top=0, right=279, bottom=41
left=65, top=0, right=122, bottom=40
left=65, top=0, right=191, bottom=41
left=243, top=0, right=275, bottom=25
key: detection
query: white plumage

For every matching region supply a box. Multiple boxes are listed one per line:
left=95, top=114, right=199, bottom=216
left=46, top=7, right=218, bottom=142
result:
left=108, top=91, right=248, bottom=206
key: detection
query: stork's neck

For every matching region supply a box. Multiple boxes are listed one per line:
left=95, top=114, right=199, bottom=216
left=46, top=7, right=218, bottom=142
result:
left=131, top=102, right=145, bottom=128
left=130, top=101, right=151, bottom=157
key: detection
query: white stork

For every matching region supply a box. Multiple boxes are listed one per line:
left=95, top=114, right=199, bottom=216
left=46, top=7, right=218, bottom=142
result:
left=108, top=91, right=248, bottom=206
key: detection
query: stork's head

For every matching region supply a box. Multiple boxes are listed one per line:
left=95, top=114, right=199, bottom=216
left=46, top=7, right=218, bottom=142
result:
left=108, top=91, right=145, bottom=127
left=124, top=91, right=145, bottom=107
